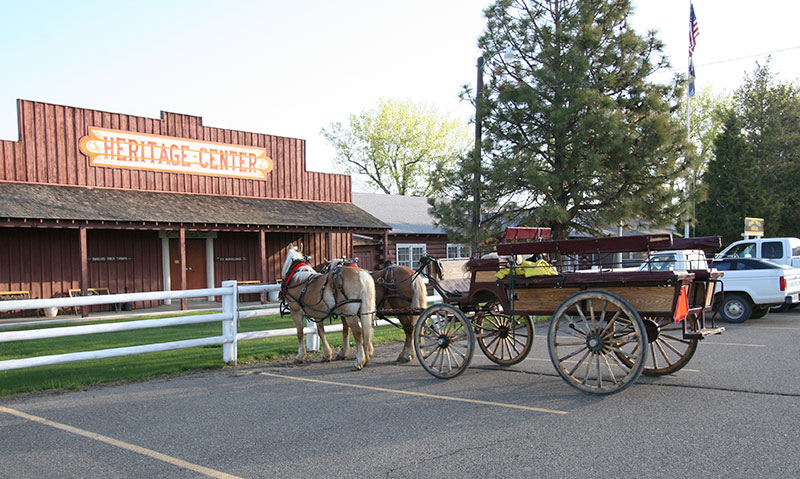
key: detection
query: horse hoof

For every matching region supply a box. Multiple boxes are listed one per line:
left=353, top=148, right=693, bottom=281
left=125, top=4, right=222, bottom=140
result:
left=335, top=354, right=347, bottom=361
left=396, top=356, right=411, bottom=364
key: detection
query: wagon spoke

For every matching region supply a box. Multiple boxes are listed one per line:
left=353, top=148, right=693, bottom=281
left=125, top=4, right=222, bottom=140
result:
left=507, top=333, right=529, bottom=351
left=599, top=299, right=609, bottom=326
left=658, top=336, right=688, bottom=356
left=658, top=333, right=692, bottom=345
left=443, top=347, right=454, bottom=374
left=559, top=347, right=589, bottom=364
left=653, top=340, right=674, bottom=369
left=600, top=310, right=623, bottom=335
left=481, top=315, right=502, bottom=330
left=650, top=342, right=659, bottom=370
left=609, top=345, right=640, bottom=363
left=567, top=349, right=592, bottom=376
left=587, top=299, right=598, bottom=331
left=555, top=340, right=587, bottom=347
left=581, top=354, right=593, bottom=385
left=610, top=332, right=640, bottom=346
left=595, top=354, right=602, bottom=389
left=573, top=304, right=591, bottom=334
left=558, top=320, right=588, bottom=340
left=421, top=322, right=440, bottom=337
left=482, top=334, right=502, bottom=355
left=449, top=332, right=470, bottom=344
left=418, top=341, right=439, bottom=353
left=606, top=348, right=631, bottom=371
left=600, top=353, right=619, bottom=385
left=425, top=346, right=441, bottom=364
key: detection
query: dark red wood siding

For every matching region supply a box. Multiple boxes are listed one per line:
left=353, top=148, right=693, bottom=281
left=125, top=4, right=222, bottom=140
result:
left=0, top=228, right=162, bottom=311
left=0, top=100, right=351, bottom=202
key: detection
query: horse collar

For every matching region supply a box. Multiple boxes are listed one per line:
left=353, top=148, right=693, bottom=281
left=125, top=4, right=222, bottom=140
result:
left=284, top=260, right=309, bottom=286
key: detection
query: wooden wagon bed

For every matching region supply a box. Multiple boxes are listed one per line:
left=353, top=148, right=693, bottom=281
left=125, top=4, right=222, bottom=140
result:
left=412, top=232, right=726, bottom=394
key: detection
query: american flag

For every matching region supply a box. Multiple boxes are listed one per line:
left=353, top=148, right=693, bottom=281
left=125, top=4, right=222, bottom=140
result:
left=689, top=3, right=699, bottom=56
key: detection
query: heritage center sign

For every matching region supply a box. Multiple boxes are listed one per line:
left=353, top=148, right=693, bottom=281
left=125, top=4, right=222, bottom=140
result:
left=80, top=127, right=274, bottom=180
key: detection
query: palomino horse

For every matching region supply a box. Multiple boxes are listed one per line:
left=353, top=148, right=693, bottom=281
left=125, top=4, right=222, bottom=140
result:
left=281, top=245, right=376, bottom=370
left=332, top=260, right=427, bottom=364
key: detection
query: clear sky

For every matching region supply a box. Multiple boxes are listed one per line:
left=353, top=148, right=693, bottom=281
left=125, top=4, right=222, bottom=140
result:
left=1, top=0, right=798, bottom=182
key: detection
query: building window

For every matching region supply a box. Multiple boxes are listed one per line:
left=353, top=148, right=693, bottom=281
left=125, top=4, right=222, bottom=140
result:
left=446, top=243, right=470, bottom=259
left=396, top=243, right=426, bottom=268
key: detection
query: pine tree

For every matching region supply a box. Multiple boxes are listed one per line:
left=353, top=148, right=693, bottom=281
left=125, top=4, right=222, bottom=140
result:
left=431, top=0, right=689, bottom=243
left=734, top=60, right=800, bottom=236
left=696, top=113, right=768, bottom=245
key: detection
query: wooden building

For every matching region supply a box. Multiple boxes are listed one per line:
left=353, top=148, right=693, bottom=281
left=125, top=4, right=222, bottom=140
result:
left=0, top=99, right=388, bottom=311
left=351, top=193, right=469, bottom=270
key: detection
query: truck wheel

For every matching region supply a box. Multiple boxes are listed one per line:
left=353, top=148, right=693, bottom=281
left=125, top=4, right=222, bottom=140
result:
left=769, top=303, right=789, bottom=313
left=720, top=294, right=752, bottom=323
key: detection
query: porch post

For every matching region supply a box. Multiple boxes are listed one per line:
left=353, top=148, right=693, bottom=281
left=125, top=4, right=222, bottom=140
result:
left=206, top=237, right=215, bottom=301
left=79, top=225, right=88, bottom=318
left=161, top=235, right=171, bottom=305
left=259, top=229, right=267, bottom=304
left=179, top=227, right=187, bottom=310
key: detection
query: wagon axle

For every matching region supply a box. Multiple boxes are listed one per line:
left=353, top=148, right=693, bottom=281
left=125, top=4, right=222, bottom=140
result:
left=585, top=333, right=608, bottom=353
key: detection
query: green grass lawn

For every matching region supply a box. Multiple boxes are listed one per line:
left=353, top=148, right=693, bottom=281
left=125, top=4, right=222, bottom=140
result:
left=0, top=312, right=406, bottom=396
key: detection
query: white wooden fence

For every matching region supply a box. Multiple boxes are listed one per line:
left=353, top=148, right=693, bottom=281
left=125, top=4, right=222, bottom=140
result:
left=0, top=281, right=441, bottom=372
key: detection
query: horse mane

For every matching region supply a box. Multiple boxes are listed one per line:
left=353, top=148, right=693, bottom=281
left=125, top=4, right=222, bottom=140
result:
left=282, top=246, right=302, bottom=277
left=421, top=256, right=444, bottom=280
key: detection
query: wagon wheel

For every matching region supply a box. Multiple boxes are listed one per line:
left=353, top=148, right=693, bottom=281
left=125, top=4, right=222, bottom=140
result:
left=548, top=290, right=648, bottom=395
left=474, top=303, right=533, bottom=366
left=414, top=303, right=475, bottom=379
left=616, top=315, right=699, bottom=376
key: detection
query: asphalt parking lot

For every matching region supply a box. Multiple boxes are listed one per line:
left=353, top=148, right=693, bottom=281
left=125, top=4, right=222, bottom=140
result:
left=1, top=310, right=798, bottom=478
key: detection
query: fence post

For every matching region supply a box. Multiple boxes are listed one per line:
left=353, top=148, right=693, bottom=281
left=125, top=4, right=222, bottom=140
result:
left=305, top=318, right=319, bottom=352
left=221, top=280, right=238, bottom=365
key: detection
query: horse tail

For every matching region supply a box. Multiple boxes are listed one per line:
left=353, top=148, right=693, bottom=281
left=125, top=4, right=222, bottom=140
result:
left=411, top=271, right=427, bottom=310
left=358, top=269, right=376, bottom=345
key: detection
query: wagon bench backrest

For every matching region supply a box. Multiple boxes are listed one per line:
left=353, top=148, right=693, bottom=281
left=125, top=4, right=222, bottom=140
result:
left=496, top=234, right=674, bottom=257
left=496, top=234, right=722, bottom=257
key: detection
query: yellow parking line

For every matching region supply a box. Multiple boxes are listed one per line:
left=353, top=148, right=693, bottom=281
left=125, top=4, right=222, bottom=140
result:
left=525, top=356, right=699, bottom=372
left=259, top=371, right=569, bottom=415
left=0, top=405, right=242, bottom=479
left=741, top=326, right=800, bottom=331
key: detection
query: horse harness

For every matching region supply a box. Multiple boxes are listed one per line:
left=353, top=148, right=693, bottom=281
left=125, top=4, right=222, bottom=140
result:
left=280, top=259, right=363, bottom=323
left=374, top=265, right=416, bottom=310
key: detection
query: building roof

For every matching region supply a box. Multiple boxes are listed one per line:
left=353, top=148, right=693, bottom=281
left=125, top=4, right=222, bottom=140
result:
left=0, top=182, right=388, bottom=230
left=351, top=192, right=446, bottom=235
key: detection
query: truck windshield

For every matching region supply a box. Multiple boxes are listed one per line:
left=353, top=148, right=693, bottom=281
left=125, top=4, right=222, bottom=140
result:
left=725, top=243, right=756, bottom=258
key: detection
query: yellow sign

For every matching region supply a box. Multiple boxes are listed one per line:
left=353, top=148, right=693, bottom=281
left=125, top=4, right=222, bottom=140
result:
left=80, top=127, right=273, bottom=180
left=744, top=217, right=765, bottom=235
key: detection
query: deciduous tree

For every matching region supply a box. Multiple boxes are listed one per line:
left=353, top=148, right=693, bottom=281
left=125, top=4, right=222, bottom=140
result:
left=321, top=98, right=470, bottom=197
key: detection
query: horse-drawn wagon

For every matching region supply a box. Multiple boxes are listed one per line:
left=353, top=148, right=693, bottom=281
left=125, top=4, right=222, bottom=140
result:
left=411, top=230, right=725, bottom=395
left=280, top=230, right=724, bottom=395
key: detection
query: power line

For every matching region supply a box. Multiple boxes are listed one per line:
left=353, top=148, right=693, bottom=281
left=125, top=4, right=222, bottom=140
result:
left=696, top=45, right=800, bottom=68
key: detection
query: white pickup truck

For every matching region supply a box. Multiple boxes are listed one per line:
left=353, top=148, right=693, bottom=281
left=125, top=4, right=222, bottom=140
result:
left=639, top=250, right=800, bottom=323
left=716, top=237, right=800, bottom=312
left=716, top=237, right=800, bottom=267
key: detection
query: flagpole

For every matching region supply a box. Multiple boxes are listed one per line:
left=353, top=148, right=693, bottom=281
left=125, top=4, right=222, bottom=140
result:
left=684, top=0, right=692, bottom=239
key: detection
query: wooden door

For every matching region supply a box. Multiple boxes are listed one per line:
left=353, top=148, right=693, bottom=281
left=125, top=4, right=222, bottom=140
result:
left=169, top=239, right=208, bottom=290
